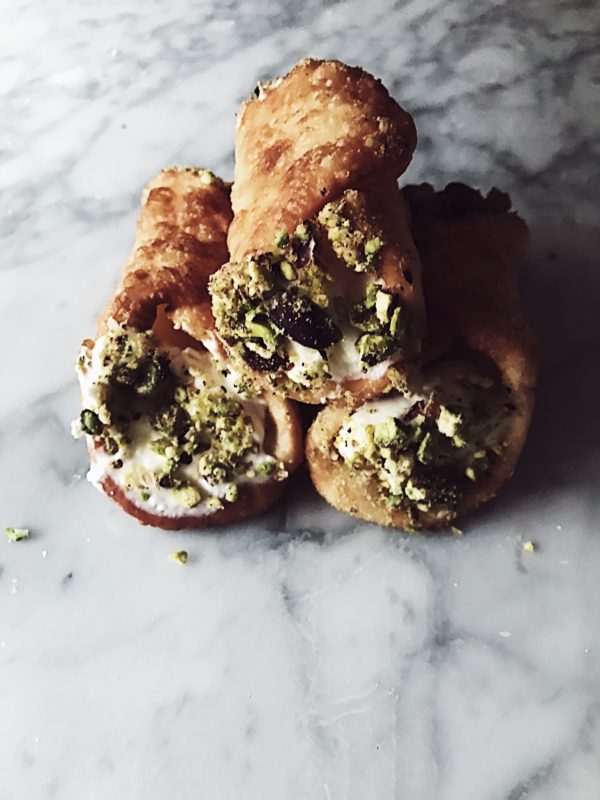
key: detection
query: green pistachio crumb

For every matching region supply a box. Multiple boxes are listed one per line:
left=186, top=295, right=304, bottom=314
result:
left=245, top=309, right=280, bottom=352
left=365, top=237, right=383, bottom=256
left=169, top=550, right=188, bottom=565
left=225, top=485, right=239, bottom=503
left=404, top=480, right=427, bottom=502
left=387, top=494, right=404, bottom=508
left=416, top=432, right=433, bottom=464
left=274, top=230, right=290, bottom=248
left=279, top=260, right=297, bottom=281
left=437, top=406, right=462, bottom=438
left=294, top=223, right=310, bottom=244
left=173, top=485, right=202, bottom=509
left=6, top=527, right=29, bottom=542
left=206, top=496, right=224, bottom=511
left=389, top=307, right=403, bottom=338
left=104, top=436, right=119, bottom=456
left=357, top=333, right=396, bottom=366
left=80, top=409, right=103, bottom=436
left=255, top=461, right=276, bottom=477
left=374, top=417, right=405, bottom=447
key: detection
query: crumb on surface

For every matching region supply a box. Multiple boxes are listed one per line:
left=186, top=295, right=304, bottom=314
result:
left=522, top=540, right=536, bottom=553
left=6, top=527, right=29, bottom=542
left=169, top=550, right=188, bottom=565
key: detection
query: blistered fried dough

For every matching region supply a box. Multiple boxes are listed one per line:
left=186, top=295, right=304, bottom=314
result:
left=307, top=184, right=536, bottom=530
left=99, top=167, right=232, bottom=340
left=406, top=183, right=536, bottom=407
left=211, top=60, right=422, bottom=404
left=75, top=167, right=303, bottom=530
left=229, top=58, right=417, bottom=259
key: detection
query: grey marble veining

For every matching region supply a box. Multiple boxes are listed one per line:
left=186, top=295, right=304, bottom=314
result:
left=1, top=1, right=599, bottom=798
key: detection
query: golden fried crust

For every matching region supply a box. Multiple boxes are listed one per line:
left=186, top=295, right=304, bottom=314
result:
left=407, top=193, right=537, bottom=393
left=99, top=167, right=232, bottom=339
left=228, top=58, right=417, bottom=260
left=91, top=394, right=303, bottom=530
left=307, top=192, right=537, bottom=530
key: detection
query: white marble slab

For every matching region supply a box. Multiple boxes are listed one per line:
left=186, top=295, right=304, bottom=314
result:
left=1, top=0, right=599, bottom=797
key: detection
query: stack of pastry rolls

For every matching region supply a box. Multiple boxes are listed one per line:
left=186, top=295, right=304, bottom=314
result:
left=74, top=59, right=535, bottom=532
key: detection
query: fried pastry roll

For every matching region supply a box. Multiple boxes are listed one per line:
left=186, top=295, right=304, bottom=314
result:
left=307, top=184, right=536, bottom=530
left=210, top=58, right=423, bottom=404
left=73, top=167, right=302, bottom=530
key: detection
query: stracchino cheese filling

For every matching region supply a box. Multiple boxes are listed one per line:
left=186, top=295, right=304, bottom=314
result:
left=333, top=360, right=515, bottom=520
left=72, top=321, right=285, bottom=516
left=210, top=191, right=409, bottom=394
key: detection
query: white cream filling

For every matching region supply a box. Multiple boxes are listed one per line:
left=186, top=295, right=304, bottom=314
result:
left=75, top=328, right=283, bottom=518
left=285, top=340, right=327, bottom=387
left=283, top=273, right=399, bottom=390
left=335, top=394, right=423, bottom=462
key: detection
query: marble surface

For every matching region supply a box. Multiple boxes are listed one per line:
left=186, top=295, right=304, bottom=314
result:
left=2, top=1, right=600, bottom=797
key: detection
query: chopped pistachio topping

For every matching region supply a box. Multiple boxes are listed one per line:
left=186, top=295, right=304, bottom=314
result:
left=169, top=550, right=188, bottom=564
left=294, top=223, right=310, bottom=244
left=6, top=527, right=29, bottom=542
left=437, top=406, right=462, bottom=438
left=274, top=230, right=290, bottom=249
left=334, top=361, right=513, bottom=521
left=209, top=225, right=339, bottom=387
left=350, top=284, right=406, bottom=368
left=317, top=198, right=384, bottom=273
left=206, top=496, right=224, bottom=511
left=404, top=479, right=427, bottom=502
left=81, top=409, right=103, bottom=436
left=225, top=484, right=239, bottom=503
left=279, top=260, right=296, bottom=281
left=365, top=237, right=384, bottom=257
left=173, top=485, right=202, bottom=509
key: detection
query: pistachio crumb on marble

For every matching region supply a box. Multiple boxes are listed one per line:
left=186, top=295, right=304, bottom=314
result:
left=168, top=550, right=188, bottom=565
left=6, top=527, right=29, bottom=542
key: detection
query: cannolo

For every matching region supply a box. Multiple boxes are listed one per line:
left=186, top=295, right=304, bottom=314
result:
left=209, top=58, right=424, bottom=404
left=73, top=167, right=303, bottom=530
left=306, top=184, right=536, bottom=530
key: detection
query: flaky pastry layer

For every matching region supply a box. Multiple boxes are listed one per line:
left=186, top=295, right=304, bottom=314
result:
left=99, top=167, right=232, bottom=339
left=229, top=58, right=417, bottom=260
